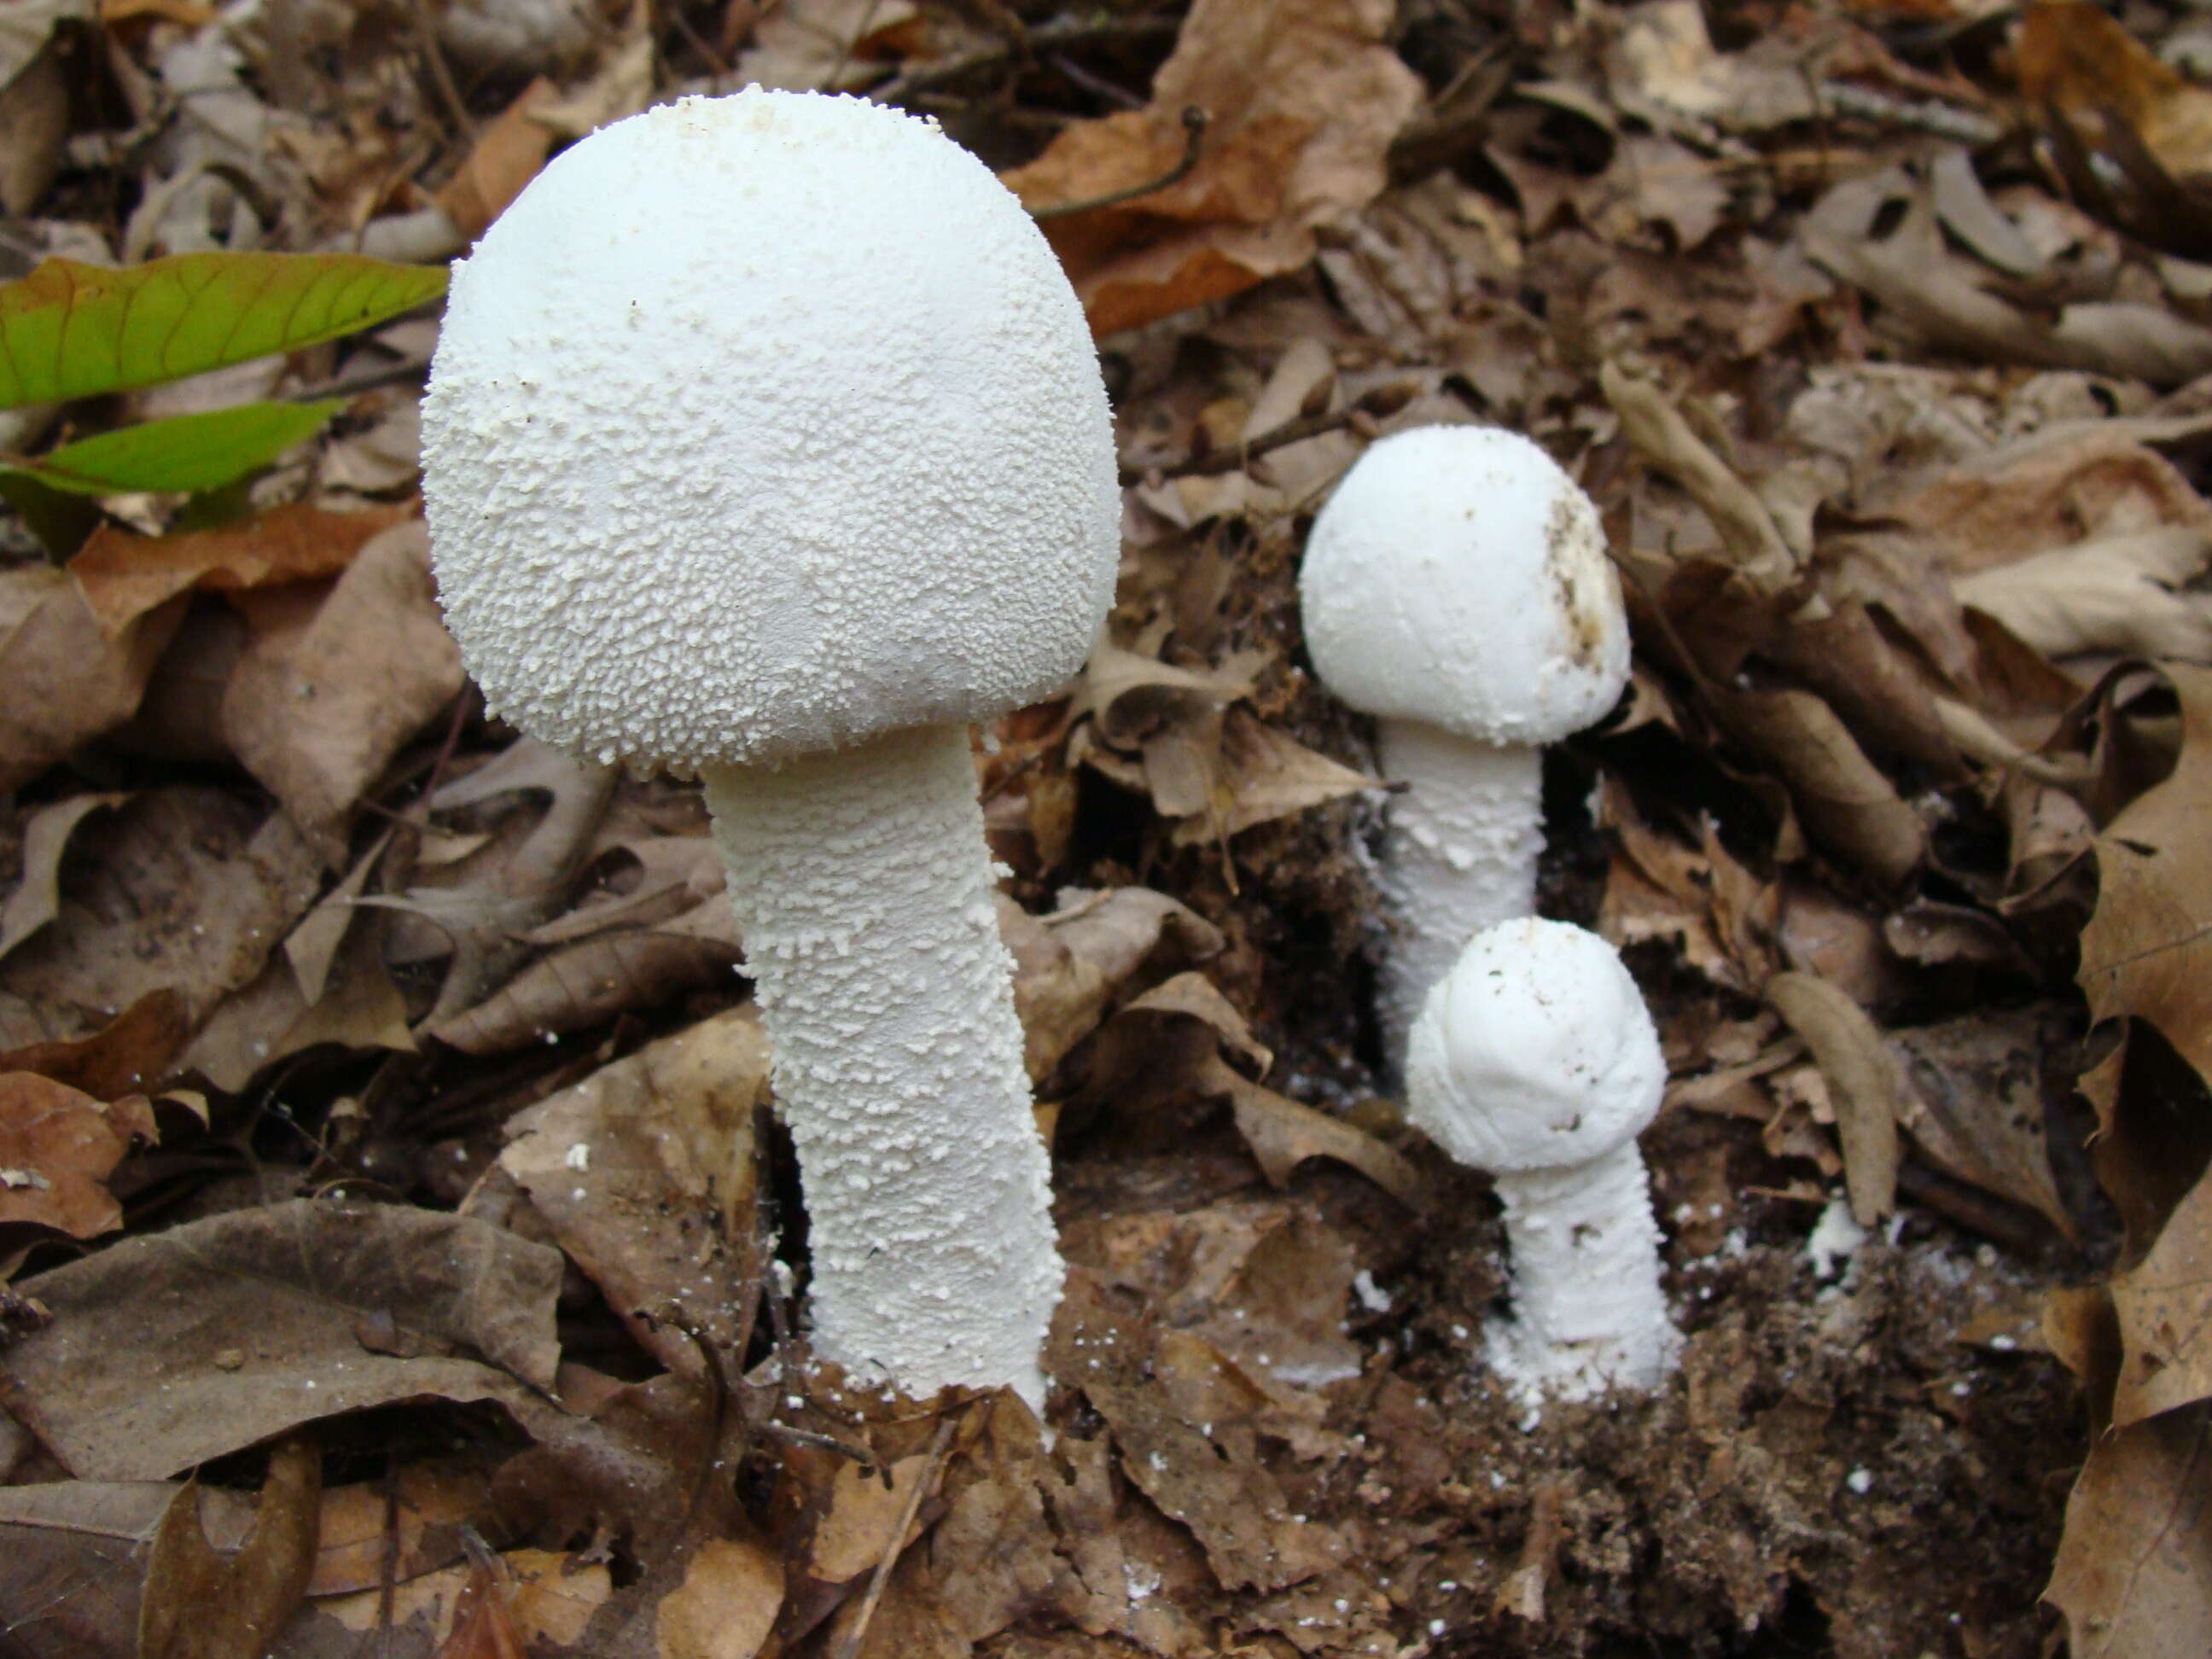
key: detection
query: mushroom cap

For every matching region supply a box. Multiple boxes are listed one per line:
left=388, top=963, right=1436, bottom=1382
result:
left=422, top=89, right=1121, bottom=771
left=1298, top=425, right=1628, bottom=747
left=1404, top=917, right=1664, bottom=1173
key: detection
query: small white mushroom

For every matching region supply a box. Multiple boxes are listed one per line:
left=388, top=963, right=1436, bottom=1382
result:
left=1405, top=917, right=1680, bottom=1399
left=1297, top=426, right=1630, bottom=1071
left=421, top=90, right=1121, bottom=1413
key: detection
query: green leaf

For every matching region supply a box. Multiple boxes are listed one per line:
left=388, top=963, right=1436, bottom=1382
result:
left=0, top=253, right=448, bottom=410
left=5, top=400, right=344, bottom=496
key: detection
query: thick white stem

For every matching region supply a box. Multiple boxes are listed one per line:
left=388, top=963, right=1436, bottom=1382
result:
left=702, top=725, right=1061, bottom=1412
left=1487, top=1142, right=1679, bottom=1400
left=1375, top=720, right=1542, bottom=1070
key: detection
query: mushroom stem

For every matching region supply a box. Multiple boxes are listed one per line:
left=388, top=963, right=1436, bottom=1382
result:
left=1374, top=719, right=1542, bottom=1066
left=1489, top=1143, right=1679, bottom=1399
left=702, top=723, right=1062, bottom=1412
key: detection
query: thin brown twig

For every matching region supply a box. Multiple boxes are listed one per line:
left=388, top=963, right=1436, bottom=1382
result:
left=1117, top=387, right=1406, bottom=487
left=831, top=1409, right=960, bottom=1659
left=410, top=0, right=475, bottom=142
left=1031, top=105, right=1207, bottom=221
left=867, top=12, right=1179, bottom=106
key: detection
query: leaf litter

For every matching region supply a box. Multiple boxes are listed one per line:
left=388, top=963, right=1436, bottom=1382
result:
left=20, top=0, right=2212, bottom=1654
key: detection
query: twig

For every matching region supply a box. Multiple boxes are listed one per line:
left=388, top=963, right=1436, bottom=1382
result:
left=1118, top=392, right=1398, bottom=487
left=410, top=0, right=475, bottom=142
left=1031, top=106, right=1207, bottom=221
left=830, top=1409, right=959, bottom=1659
left=867, top=12, right=1179, bottom=106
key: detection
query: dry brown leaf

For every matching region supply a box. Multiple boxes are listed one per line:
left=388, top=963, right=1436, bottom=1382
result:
left=731, top=0, right=920, bottom=92
left=180, top=911, right=416, bottom=1093
left=0, top=1072, right=154, bottom=1238
left=67, top=501, right=416, bottom=633
left=1891, top=1007, right=2075, bottom=1239
left=1708, top=686, right=1926, bottom=886
left=139, top=1441, right=320, bottom=1659
left=2044, top=1286, right=2212, bottom=1657
left=433, top=77, right=556, bottom=240
left=1955, top=527, right=2212, bottom=663
left=0, top=789, right=321, bottom=1051
left=2017, top=2, right=2212, bottom=182
left=0, top=566, right=184, bottom=792
left=0, top=1200, right=564, bottom=1480
left=2110, top=1165, right=2212, bottom=1425
left=2078, top=664, right=2212, bottom=1092
left=221, top=521, right=465, bottom=864
left=1166, top=709, right=1375, bottom=846
left=313, top=1547, right=610, bottom=1652
left=1765, top=972, right=1905, bottom=1225
left=1001, top=0, right=1421, bottom=335
left=0, top=792, right=127, bottom=964
left=495, top=1006, right=766, bottom=1373
left=655, top=1534, right=783, bottom=1659
left=0, top=988, right=190, bottom=1099
left=1001, top=886, right=1225, bottom=1084
left=306, top=1463, right=488, bottom=1594
left=427, top=891, right=738, bottom=1056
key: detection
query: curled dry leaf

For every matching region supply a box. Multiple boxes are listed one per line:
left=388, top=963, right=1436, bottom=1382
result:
left=1001, top=0, right=1422, bottom=334
left=1764, top=971, right=1905, bottom=1226
left=2043, top=1286, right=2212, bottom=1658
left=220, top=521, right=466, bottom=865
left=495, top=1005, right=767, bottom=1374
left=1000, top=885, right=1225, bottom=1083
left=0, top=1199, right=564, bottom=1480
left=2078, top=665, right=2212, bottom=1093
left=0, top=789, right=322, bottom=1052
left=1955, top=527, right=2212, bottom=664
left=0, top=1072, right=154, bottom=1238
left=66, top=499, right=416, bottom=634
left=138, top=1439, right=320, bottom=1659
left=0, top=791, right=127, bottom=964
left=2110, top=1171, right=2212, bottom=1426
left=0, top=565, right=184, bottom=793
left=1891, top=1008, right=2075, bottom=1240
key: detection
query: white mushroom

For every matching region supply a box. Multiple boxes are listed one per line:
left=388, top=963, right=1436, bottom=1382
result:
left=1297, top=425, right=1630, bottom=1071
left=1406, top=917, right=1679, bottom=1399
left=420, top=90, right=1121, bottom=1413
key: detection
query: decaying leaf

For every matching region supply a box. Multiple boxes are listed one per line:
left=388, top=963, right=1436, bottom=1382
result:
left=1765, top=971, right=1904, bottom=1225
left=138, top=1439, right=321, bottom=1659
left=0, top=1199, right=564, bottom=1480
left=220, top=521, right=465, bottom=864
left=0, top=566, right=184, bottom=791
left=492, top=1005, right=767, bottom=1373
left=2078, top=665, right=2212, bottom=1091
left=1002, top=0, right=1422, bottom=334
left=0, top=1071, right=155, bottom=1238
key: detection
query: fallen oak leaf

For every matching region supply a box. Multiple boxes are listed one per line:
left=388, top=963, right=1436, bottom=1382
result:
left=0, top=791, right=128, bottom=964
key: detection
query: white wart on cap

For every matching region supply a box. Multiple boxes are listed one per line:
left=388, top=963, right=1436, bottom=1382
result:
left=425, top=89, right=1120, bottom=772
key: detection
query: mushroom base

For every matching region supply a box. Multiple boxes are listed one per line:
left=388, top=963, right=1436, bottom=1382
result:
left=703, top=725, right=1062, bottom=1412
left=1487, top=1141, right=1681, bottom=1400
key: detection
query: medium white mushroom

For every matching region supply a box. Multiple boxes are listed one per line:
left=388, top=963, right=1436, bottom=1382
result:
left=420, top=90, right=1121, bottom=1413
left=1297, top=425, right=1631, bottom=1070
left=1405, top=917, right=1680, bottom=1399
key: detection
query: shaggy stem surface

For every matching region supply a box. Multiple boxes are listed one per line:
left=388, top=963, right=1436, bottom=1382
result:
left=704, top=725, right=1061, bottom=1411
left=1375, top=721, right=1543, bottom=1068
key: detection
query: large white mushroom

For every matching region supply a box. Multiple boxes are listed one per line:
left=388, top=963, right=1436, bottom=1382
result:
left=1406, top=917, right=1680, bottom=1400
left=420, top=90, right=1121, bottom=1413
left=1297, top=425, right=1631, bottom=1071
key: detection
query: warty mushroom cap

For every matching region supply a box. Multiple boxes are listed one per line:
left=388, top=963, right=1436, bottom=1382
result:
left=422, top=88, right=1121, bottom=772
left=1404, top=916, right=1665, bottom=1173
left=1298, top=425, right=1629, bottom=748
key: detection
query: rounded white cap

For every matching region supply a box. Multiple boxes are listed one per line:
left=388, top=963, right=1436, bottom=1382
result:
left=1405, top=917, right=1664, bottom=1173
left=422, top=90, right=1121, bottom=771
left=1298, top=426, right=1628, bottom=746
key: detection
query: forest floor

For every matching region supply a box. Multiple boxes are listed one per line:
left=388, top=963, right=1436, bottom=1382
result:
left=6, top=0, right=2212, bottom=1655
